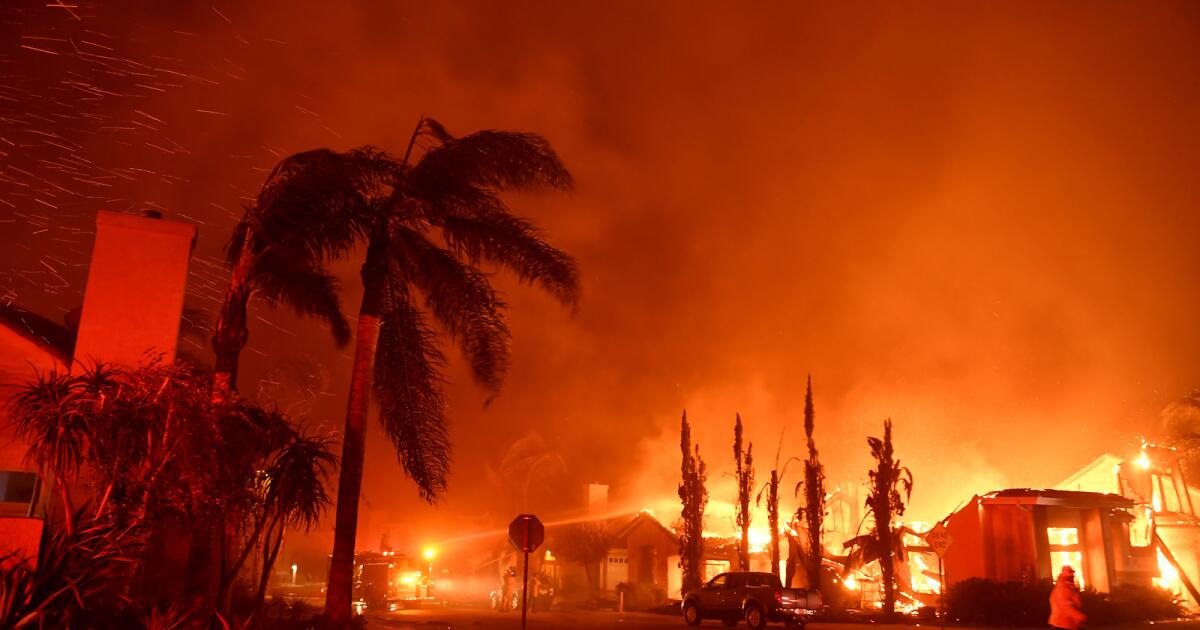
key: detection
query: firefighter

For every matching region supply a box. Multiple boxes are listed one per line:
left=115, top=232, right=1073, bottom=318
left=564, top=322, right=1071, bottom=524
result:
left=1049, top=565, right=1086, bottom=630
left=500, top=566, right=518, bottom=612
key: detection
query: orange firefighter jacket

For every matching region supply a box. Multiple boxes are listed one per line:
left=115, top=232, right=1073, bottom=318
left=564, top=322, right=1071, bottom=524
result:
left=1048, top=579, right=1086, bottom=630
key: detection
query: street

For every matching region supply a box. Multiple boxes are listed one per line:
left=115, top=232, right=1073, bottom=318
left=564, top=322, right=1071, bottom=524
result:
left=368, top=607, right=1200, bottom=630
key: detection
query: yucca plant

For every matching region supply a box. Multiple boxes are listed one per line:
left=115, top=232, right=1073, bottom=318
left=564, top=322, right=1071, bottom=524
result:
left=0, top=507, right=135, bottom=628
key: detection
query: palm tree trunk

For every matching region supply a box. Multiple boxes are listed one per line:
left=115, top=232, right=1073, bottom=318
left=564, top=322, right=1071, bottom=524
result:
left=212, top=237, right=255, bottom=402
left=880, top=527, right=895, bottom=616
left=324, top=241, right=387, bottom=624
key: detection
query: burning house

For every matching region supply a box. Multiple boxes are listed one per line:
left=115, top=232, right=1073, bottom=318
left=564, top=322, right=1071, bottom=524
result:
left=939, top=489, right=1148, bottom=591
left=598, top=511, right=682, bottom=601
left=1055, top=447, right=1200, bottom=607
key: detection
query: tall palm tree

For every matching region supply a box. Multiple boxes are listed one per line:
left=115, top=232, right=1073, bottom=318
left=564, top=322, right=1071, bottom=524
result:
left=210, top=149, right=396, bottom=399
left=242, top=119, right=579, bottom=623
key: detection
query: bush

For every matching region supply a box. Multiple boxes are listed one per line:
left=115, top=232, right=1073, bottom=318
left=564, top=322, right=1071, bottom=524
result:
left=618, top=581, right=665, bottom=610
left=1081, top=583, right=1183, bottom=625
left=946, top=578, right=1052, bottom=626
left=946, top=578, right=1183, bottom=627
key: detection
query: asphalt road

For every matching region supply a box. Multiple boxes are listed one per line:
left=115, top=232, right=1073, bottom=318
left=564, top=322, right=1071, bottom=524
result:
left=368, top=608, right=1200, bottom=630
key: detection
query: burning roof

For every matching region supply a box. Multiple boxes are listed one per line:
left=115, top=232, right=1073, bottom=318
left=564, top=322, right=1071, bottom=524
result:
left=978, top=488, right=1134, bottom=509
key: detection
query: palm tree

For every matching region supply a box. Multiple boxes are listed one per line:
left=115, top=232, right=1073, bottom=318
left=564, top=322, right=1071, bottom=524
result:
left=242, top=119, right=578, bottom=623
left=210, top=149, right=393, bottom=399
left=250, top=433, right=336, bottom=616
left=843, top=419, right=912, bottom=616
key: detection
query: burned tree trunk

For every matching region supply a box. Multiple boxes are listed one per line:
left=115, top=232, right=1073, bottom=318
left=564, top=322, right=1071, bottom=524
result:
left=211, top=235, right=255, bottom=401
left=767, top=469, right=780, bottom=576
left=733, top=414, right=754, bottom=571
left=802, top=376, right=825, bottom=591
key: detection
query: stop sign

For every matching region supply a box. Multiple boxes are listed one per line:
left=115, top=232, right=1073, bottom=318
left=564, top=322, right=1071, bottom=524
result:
left=508, top=514, right=544, bottom=553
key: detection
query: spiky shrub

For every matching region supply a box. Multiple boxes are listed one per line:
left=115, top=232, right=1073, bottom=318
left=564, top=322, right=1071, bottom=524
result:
left=678, top=411, right=709, bottom=594
left=0, top=508, right=133, bottom=629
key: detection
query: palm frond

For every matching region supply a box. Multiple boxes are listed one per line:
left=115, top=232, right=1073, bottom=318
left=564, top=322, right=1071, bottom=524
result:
left=388, top=226, right=511, bottom=393
left=242, top=147, right=397, bottom=265
left=373, top=282, right=450, bottom=502
left=250, top=250, right=351, bottom=346
left=7, top=369, right=89, bottom=481
left=0, top=507, right=135, bottom=628
left=432, top=201, right=579, bottom=308
left=410, top=122, right=574, bottom=193
left=266, top=433, right=337, bottom=531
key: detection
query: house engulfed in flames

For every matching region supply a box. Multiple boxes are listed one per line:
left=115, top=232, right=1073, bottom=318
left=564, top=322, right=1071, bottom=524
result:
left=922, top=446, right=1200, bottom=610
left=1052, top=446, right=1200, bottom=607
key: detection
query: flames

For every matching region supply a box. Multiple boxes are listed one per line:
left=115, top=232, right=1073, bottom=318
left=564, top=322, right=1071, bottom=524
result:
left=1154, top=548, right=1184, bottom=597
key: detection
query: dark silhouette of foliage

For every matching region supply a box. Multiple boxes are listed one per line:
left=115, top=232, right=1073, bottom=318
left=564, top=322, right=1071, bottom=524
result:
left=849, top=418, right=912, bottom=616
left=211, top=149, right=394, bottom=397
left=678, top=410, right=708, bottom=594
left=800, top=376, right=825, bottom=590
left=946, top=578, right=1181, bottom=626
left=758, top=468, right=781, bottom=577
left=0, top=507, right=133, bottom=629
left=4, top=360, right=335, bottom=624
left=733, top=414, right=754, bottom=571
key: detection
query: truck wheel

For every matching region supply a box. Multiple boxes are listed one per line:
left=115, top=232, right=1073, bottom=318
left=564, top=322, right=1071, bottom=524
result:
left=745, top=604, right=767, bottom=630
left=683, top=601, right=703, bottom=626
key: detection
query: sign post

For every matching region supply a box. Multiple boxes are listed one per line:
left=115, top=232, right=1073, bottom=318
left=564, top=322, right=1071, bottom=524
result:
left=508, top=514, right=545, bottom=630
left=924, top=522, right=954, bottom=630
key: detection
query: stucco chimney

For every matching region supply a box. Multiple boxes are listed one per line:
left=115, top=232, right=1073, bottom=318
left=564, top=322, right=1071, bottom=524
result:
left=72, top=211, right=196, bottom=368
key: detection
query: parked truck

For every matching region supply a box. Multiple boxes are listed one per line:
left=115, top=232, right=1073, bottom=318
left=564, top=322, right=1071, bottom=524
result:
left=681, top=571, right=822, bottom=629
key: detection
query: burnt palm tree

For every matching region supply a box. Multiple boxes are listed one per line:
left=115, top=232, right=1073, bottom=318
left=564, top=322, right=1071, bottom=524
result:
left=240, top=119, right=578, bottom=623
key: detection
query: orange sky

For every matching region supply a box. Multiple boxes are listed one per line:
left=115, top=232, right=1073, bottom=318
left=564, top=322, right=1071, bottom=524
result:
left=3, top=1, right=1200, bottom=553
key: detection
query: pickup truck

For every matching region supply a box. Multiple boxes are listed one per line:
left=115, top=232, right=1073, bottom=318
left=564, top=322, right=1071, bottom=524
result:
left=681, top=571, right=821, bottom=629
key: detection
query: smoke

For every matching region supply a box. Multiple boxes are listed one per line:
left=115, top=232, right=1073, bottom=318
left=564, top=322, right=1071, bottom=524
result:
left=3, top=1, right=1200, bottom=552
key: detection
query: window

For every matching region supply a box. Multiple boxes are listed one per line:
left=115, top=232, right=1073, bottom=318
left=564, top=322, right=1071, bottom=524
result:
left=708, top=574, right=727, bottom=589
left=704, top=560, right=730, bottom=582
left=748, top=574, right=771, bottom=587
left=1047, top=527, right=1084, bottom=588
left=0, top=471, right=36, bottom=503
left=0, top=471, right=37, bottom=515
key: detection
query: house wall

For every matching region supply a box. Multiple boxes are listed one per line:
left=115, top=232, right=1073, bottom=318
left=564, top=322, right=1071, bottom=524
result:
left=986, top=504, right=1038, bottom=582
left=943, top=496, right=985, bottom=587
